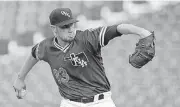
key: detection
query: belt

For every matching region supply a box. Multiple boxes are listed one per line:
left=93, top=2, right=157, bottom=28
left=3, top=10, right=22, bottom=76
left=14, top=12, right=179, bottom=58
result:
left=70, top=94, right=104, bottom=103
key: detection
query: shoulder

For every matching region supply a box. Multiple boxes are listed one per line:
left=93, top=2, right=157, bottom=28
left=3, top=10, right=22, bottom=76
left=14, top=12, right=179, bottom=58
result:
left=74, top=29, right=91, bottom=41
left=75, top=27, right=103, bottom=38
left=38, top=37, right=54, bottom=48
left=74, top=30, right=83, bottom=40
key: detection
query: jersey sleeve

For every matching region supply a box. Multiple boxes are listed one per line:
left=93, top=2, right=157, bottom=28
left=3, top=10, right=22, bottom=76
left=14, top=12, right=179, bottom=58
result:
left=83, top=24, right=122, bottom=52
left=31, top=40, right=47, bottom=61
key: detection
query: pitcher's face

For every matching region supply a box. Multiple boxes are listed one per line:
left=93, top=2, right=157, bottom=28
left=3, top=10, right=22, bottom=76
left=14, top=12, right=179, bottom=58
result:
left=51, top=23, right=76, bottom=42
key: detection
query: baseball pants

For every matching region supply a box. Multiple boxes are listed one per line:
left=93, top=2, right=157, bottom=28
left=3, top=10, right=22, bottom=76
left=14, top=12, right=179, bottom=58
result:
left=60, top=91, right=116, bottom=107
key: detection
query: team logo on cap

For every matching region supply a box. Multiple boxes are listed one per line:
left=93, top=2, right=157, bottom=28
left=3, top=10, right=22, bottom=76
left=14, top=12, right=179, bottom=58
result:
left=61, top=11, right=70, bottom=17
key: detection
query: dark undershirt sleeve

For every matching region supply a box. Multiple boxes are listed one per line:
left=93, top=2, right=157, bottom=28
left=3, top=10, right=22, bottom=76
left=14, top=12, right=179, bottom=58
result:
left=103, top=25, right=122, bottom=46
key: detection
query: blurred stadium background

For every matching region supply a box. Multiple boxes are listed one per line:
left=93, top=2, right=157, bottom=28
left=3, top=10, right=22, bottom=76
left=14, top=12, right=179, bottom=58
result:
left=0, top=1, right=180, bottom=107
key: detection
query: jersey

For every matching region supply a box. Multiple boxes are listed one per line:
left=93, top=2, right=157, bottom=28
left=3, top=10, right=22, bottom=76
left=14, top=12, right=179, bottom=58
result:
left=32, top=25, right=122, bottom=100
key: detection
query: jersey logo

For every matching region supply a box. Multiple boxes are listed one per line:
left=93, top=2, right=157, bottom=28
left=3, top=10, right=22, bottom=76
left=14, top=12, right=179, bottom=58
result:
left=64, top=52, right=89, bottom=67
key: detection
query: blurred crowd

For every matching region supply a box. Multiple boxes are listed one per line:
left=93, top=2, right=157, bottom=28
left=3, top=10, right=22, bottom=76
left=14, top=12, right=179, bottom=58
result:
left=0, top=1, right=180, bottom=107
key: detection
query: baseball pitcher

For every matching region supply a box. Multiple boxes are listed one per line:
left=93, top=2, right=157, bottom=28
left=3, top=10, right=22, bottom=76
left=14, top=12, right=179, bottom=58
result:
left=13, top=8, right=155, bottom=107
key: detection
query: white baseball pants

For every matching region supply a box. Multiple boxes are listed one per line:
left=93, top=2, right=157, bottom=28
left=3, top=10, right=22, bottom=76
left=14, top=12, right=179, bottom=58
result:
left=60, top=91, right=116, bottom=107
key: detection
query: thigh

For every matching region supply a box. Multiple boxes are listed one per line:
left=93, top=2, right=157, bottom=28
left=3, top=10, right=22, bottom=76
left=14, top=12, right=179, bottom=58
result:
left=60, top=99, right=82, bottom=107
left=97, top=99, right=116, bottom=107
left=88, top=98, right=116, bottom=107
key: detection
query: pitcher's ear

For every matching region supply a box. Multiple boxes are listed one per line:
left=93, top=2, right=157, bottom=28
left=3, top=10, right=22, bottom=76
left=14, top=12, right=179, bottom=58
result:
left=50, top=25, right=56, bottom=32
left=50, top=25, right=57, bottom=36
left=50, top=25, right=56, bottom=31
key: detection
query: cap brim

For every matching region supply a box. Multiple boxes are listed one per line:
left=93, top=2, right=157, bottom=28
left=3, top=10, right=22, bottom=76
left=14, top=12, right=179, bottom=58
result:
left=56, top=18, right=79, bottom=27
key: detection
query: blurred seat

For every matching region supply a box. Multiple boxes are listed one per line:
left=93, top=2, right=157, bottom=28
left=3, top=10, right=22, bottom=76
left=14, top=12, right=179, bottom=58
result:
left=0, top=39, right=9, bottom=55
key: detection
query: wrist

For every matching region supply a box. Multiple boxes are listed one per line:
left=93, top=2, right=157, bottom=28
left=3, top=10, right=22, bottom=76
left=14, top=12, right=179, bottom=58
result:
left=17, top=73, right=25, bottom=81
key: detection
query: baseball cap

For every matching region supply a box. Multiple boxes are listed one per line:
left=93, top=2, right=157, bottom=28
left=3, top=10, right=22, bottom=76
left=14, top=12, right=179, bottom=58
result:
left=49, top=8, right=79, bottom=27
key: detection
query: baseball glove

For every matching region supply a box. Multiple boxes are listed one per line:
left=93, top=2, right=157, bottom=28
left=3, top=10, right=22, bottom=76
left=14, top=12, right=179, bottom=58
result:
left=129, top=32, right=155, bottom=69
